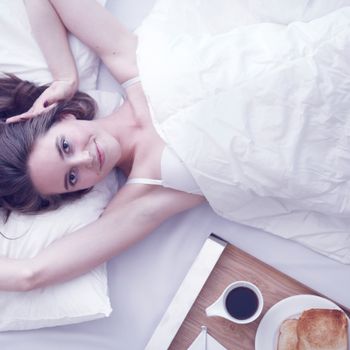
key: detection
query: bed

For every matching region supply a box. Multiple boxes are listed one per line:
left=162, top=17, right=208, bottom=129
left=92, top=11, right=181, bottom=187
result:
left=1, top=0, right=350, bottom=349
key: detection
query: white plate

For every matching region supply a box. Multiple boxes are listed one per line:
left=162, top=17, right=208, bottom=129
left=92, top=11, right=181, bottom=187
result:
left=255, top=294, right=350, bottom=350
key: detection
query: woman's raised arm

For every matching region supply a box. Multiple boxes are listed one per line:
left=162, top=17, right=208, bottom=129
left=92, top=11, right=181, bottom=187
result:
left=0, top=188, right=204, bottom=291
left=24, top=0, right=79, bottom=87
left=17, top=0, right=150, bottom=124
left=47, top=0, right=149, bottom=123
left=6, top=0, right=79, bottom=123
left=48, top=0, right=138, bottom=85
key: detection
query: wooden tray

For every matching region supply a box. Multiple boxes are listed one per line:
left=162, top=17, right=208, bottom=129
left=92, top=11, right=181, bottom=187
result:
left=169, top=241, right=349, bottom=350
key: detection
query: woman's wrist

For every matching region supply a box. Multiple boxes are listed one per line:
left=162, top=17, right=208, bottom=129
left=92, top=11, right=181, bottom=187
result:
left=51, top=77, right=79, bottom=100
left=53, top=75, right=78, bottom=88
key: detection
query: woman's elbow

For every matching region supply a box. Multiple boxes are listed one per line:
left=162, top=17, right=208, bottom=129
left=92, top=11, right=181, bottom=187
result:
left=15, top=267, right=35, bottom=292
left=19, top=265, right=41, bottom=291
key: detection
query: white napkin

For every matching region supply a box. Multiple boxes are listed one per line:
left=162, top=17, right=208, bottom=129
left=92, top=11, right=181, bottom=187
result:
left=187, top=327, right=227, bottom=350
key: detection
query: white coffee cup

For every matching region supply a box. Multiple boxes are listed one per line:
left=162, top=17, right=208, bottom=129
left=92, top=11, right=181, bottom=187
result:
left=205, top=281, right=263, bottom=324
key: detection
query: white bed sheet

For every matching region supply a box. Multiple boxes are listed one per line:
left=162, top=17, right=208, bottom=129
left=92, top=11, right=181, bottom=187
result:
left=1, top=1, right=350, bottom=349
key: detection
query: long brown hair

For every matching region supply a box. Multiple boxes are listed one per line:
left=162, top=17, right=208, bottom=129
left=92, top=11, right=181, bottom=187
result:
left=0, top=73, right=97, bottom=218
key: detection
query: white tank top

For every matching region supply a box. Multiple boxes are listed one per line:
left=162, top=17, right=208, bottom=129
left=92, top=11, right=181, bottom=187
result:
left=125, top=146, right=202, bottom=195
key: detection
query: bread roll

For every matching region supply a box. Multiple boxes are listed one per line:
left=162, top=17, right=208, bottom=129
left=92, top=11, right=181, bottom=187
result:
left=277, top=319, right=298, bottom=350
left=297, top=309, right=348, bottom=350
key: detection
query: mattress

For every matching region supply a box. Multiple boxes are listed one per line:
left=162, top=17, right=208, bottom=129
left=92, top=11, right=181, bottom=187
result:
left=1, top=1, right=349, bottom=349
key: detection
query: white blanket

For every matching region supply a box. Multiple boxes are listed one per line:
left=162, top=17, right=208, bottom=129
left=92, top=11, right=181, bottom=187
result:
left=136, top=2, right=350, bottom=263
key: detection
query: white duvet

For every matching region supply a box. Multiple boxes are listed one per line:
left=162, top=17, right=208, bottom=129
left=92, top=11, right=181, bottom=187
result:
left=136, top=1, right=350, bottom=263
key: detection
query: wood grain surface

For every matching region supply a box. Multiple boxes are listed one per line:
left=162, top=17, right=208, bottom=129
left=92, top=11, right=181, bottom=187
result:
left=169, top=243, right=349, bottom=350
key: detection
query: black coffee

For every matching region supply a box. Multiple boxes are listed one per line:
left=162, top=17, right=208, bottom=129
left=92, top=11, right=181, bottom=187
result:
left=225, top=286, right=259, bottom=320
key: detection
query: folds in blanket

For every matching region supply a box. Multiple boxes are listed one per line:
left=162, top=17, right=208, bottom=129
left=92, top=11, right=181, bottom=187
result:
left=137, top=6, right=350, bottom=263
left=139, top=6, right=350, bottom=216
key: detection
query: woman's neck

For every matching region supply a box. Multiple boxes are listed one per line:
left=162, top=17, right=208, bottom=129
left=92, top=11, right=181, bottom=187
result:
left=95, top=100, right=142, bottom=175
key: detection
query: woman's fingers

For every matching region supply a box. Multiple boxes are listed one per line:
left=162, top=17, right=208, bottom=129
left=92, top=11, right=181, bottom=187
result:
left=5, top=105, right=35, bottom=123
left=6, top=111, right=34, bottom=124
left=5, top=102, right=57, bottom=124
left=31, top=100, right=57, bottom=116
left=5, top=79, right=76, bottom=124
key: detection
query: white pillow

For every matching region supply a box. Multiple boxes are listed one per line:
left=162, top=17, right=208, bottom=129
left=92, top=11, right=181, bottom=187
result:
left=0, top=90, right=122, bottom=331
left=0, top=0, right=106, bottom=89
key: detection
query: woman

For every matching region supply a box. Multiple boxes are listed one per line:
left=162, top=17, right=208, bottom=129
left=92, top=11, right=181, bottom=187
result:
left=1, top=0, right=350, bottom=292
left=0, top=0, right=206, bottom=291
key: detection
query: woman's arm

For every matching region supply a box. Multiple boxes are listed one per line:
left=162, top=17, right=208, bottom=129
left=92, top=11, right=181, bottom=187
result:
left=6, top=0, right=79, bottom=123
left=0, top=188, right=204, bottom=291
left=48, top=0, right=138, bottom=85
left=15, top=0, right=149, bottom=124
left=24, top=0, right=78, bottom=87
left=47, top=0, right=149, bottom=123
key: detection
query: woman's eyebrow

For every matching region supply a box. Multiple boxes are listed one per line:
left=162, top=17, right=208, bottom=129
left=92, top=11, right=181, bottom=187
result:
left=55, top=136, right=64, bottom=160
left=64, top=174, right=69, bottom=191
left=55, top=136, right=68, bottom=190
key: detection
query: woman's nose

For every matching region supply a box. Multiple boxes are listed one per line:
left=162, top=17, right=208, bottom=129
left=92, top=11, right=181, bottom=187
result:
left=70, top=151, right=93, bottom=168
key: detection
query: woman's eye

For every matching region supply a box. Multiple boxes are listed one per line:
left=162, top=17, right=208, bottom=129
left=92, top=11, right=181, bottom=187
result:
left=62, top=139, right=70, bottom=153
left=68, top=169, right=78, bottom=186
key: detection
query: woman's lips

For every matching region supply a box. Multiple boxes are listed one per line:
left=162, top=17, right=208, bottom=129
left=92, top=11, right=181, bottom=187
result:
left=95, top=140, right=105, bottom=171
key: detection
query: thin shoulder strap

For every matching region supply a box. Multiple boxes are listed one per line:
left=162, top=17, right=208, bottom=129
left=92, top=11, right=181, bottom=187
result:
left=125, top=178, right=163, bottom=186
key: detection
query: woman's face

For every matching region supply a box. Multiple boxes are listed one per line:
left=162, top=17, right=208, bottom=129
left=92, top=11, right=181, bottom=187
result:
left=28, top=116, right=121, bottom=195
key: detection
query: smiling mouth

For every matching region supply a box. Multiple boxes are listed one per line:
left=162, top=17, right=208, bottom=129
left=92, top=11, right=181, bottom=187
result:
left=95, top=140, right=105, bottom=171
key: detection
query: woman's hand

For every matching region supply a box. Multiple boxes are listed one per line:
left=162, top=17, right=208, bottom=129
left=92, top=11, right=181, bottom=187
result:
left=6, top=78, right=78, bottom=124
